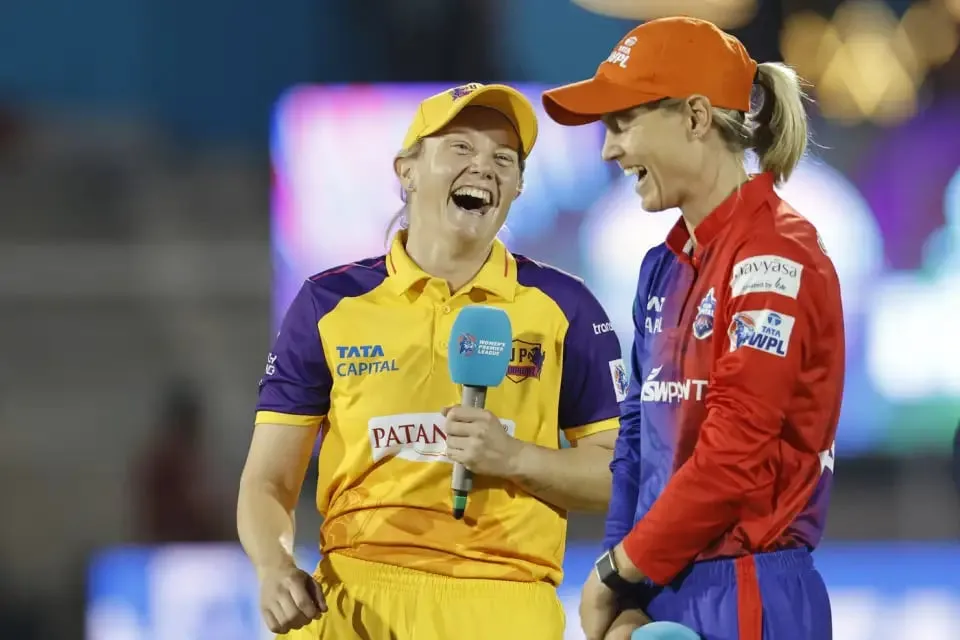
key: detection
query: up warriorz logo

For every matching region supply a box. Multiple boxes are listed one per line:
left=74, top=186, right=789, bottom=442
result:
left=335, top=344, right=400, bottom=377
left=449, top=83, right=482, bottom=100
left=506, top=339, right=545, bottom=383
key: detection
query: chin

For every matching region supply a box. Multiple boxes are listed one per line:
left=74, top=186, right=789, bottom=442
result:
left=445, top=206, right=498, bottom=243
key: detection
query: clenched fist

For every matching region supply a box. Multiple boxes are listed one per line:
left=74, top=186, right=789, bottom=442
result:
left=258, top=563, right=326, bottom=634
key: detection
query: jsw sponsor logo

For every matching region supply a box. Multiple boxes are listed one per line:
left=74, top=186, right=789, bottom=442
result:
left=640, top=366, right=708, bottom=403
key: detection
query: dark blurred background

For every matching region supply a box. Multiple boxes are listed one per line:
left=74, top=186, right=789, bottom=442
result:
left=2, top=1, right=960, bottom=639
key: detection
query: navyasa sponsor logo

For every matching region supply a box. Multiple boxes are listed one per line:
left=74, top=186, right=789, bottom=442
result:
left=335, top=344, right=399, bottom=377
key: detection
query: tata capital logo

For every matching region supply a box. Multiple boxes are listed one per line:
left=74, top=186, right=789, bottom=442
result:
left=335, top=344, right=400, bottom=377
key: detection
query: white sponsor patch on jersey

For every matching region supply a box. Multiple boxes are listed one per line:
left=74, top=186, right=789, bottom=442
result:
left=730, top=254, right=803, bottom=299
left=368, top=413, right=515, bottom=463
left=609, top=359, right=629, bottom=402
left=727, top=309, right=796, bottom=358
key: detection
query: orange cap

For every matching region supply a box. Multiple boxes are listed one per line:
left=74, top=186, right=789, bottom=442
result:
left=542, top=17, right=758, bottom=125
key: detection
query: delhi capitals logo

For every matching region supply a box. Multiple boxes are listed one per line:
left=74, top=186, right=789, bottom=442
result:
left=692, top=288, right=717, bottom=340
left=458, top=333, right=478, bottom=356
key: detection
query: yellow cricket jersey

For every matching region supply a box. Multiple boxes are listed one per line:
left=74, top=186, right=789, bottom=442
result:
left=255, top=233, right=625, bottom=586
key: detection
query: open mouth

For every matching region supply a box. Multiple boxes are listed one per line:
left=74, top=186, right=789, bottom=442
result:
left=624, top=166, right=648, bottom=183
left=451, top=186, right=494, bottom=215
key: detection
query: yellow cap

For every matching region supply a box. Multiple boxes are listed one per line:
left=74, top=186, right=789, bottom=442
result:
left=401, top=83, right=539, bottom=159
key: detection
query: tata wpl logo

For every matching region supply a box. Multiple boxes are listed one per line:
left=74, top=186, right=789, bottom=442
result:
left=606, top=35, right=637, bottom=69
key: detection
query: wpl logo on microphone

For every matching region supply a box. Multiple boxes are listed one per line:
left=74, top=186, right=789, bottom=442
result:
left=457, top=333, right=507, bottom=357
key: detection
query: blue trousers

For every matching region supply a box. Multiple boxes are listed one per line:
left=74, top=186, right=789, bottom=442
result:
left=628, top=549, right=832, bottom=640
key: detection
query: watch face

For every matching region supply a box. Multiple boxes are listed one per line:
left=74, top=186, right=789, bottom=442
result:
left=597, top=551, right=615, bottom=579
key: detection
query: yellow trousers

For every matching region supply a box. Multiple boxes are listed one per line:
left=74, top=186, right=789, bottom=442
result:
left=278, top=553, right=566, bottom=640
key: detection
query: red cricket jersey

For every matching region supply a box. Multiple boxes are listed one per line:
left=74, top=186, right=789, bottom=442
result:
left=607, top=172, right=845, bottom=585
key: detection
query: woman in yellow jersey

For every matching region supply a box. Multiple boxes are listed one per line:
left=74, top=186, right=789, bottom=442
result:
left=238, top=83, right=627, bottom=640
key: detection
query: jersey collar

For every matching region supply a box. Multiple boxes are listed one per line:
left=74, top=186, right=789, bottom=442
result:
left=666, top=172, right=776, bottom=259
left=385, top=231, right=518, bottom=301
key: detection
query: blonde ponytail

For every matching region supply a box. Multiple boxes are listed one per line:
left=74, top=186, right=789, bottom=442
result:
left=751, top=62, right=809, bottom=184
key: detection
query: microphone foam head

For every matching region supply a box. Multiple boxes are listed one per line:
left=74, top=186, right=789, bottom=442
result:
left=448, top=305, right=512, bottom=387
left=630, top=622, right=702, bottom=639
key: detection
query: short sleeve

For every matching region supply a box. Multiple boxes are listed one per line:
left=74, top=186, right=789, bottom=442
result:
left=558, top=285, right=625, bottom=440
left=255, top=283, right=332, bottom=427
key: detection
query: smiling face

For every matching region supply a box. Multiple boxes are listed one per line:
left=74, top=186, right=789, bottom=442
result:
left=600, top=97, right=715, bottom=213
left=395, top=106, right=523, bottom=247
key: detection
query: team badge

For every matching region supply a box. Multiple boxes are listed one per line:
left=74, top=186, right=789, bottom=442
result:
left=609, top=359, right=629, bottom=402
left=506, top=339, right=545, bottom=383
left=692, top=288, right=717, bottom=340
left=449, top=83, right=481, bottom=100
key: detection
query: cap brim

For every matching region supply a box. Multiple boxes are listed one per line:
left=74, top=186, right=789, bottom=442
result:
left=422, top=84, right=539, bottom=159
left=542, top=76, right=663, bottom=126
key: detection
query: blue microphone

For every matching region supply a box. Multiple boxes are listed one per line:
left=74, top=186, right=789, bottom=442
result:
left=630, top=622, right=701, bottom=639
left=447, top=305, right=512, bottom=519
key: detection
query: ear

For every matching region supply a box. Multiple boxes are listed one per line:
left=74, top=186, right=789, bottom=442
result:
left=394, top=155, right=416, bottom=193
left=685, top=95, right=713, bottom=139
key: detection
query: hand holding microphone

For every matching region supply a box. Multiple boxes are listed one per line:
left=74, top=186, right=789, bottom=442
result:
left=445, top=305, right=513, bottom=519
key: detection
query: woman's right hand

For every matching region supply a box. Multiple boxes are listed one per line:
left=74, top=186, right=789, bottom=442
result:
left=603, top=608, right=653, bottom=640
left=258, top=563, right=327, bottom=634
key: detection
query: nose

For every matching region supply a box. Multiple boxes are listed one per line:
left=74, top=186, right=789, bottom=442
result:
left=601, top=130, right=622, bottom=163
left=468, top=155, right=496, bottom=181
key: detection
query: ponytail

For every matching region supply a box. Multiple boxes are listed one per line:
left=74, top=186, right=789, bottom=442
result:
left=751, top=62, right=809, bottom=184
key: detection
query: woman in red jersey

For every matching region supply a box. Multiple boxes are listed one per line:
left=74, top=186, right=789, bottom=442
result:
left=542, top=17, right=844, bottom=640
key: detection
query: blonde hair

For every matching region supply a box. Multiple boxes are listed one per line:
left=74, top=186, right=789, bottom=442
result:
left=660, top=62, right=809, bottom=185
left=385, top=139, right=527, bottom=246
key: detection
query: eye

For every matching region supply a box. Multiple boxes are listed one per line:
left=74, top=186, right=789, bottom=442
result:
left=495, top=153, right=517, bottom=166
left=451, top=141, right=471, bottom=153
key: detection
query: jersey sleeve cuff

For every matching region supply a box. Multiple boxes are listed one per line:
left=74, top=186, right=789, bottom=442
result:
left=622, top=525, right=682, bottom=586
left=255, top=410, right=324, bottom=428
left=563, top=417, right=619, bottom=442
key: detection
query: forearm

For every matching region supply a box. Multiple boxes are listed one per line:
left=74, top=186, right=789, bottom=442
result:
left=603, top=457, right=639, bottom=549
left=237, top=480, right=298, bottom=578
left=510, top=442, right=613, bottom=512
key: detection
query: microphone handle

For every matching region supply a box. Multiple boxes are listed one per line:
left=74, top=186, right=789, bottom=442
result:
left=452, top=385, right=486, bottom=519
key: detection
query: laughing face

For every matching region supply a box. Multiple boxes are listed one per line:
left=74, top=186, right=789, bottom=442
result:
left=396, top=106, right=523, bottom=247
left=600, top=98, right=710, bottom=213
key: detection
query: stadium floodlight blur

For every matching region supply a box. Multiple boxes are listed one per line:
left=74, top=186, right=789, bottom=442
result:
left=567, top=0, right=758, bottom=29
left=781, top=0, right=960, bottom=125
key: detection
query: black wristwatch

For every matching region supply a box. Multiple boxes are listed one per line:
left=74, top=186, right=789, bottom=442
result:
left=594, top=549, right=635, bottom=595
